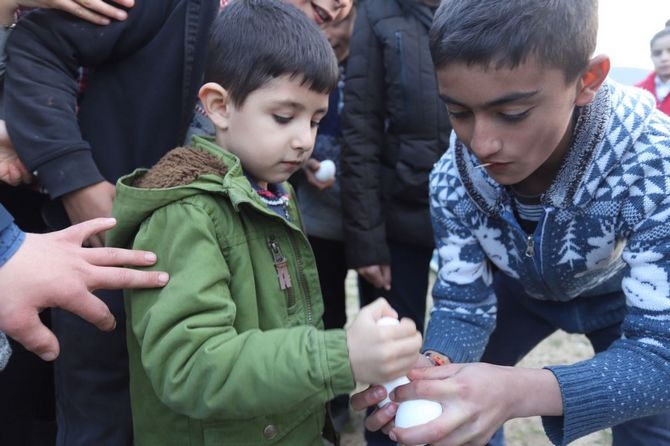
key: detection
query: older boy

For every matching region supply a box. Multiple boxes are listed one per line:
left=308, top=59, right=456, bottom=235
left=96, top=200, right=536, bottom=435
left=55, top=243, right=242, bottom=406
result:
left=352, top=0, right=670, bottom=445
left=107, top=1, right=422, bottom=445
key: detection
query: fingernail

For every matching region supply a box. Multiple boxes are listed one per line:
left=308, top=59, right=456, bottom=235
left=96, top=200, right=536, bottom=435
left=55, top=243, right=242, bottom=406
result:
left=144, top=252, right=157, bottom=262
left=158, top=273, right=169, bottom=285
left=373, top=386, right=386, bottom=399
left=385, top=403, right=398, bottom=416
left=40, top=351, right=57, bottom=361
left=389, top=431, right=398, bottom=442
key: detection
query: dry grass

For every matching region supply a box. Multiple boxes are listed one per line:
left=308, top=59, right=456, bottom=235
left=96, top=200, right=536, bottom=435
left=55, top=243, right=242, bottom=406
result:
left=338, top=271, right=612, bottom=446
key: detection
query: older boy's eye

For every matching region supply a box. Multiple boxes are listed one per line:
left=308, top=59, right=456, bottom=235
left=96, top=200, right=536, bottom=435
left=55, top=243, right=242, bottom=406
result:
left=500, top=109, right=531, bottom=122
left=273, top=115, right=292, bottom=124
left=310, top=120, right=321, bottom=128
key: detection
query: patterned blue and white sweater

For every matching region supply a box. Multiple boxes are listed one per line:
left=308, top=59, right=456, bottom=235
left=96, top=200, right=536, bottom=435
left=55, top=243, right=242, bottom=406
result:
left=425, top=80, right=670, bottom=445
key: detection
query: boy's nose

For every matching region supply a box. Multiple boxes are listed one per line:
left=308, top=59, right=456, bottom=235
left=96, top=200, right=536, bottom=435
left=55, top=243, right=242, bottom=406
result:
left=469, top=121, right=502, bottom=159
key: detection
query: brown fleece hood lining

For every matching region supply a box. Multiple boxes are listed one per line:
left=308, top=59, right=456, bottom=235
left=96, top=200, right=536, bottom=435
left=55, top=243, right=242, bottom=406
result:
left=134, top=147, right=229, bottom=189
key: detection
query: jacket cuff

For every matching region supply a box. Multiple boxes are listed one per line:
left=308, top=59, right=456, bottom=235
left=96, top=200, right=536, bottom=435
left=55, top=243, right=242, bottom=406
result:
left=321, top=329, right=356, bottom=397
left=33, top=150, right=105, bottom=198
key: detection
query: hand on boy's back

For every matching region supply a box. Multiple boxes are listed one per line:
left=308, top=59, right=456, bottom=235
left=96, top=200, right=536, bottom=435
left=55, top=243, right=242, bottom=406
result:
left=346, top=298, right=422, bottom=385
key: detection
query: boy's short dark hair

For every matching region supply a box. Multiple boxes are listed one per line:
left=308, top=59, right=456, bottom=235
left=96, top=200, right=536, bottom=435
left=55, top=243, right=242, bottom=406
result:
left=429, top=0, right=598, bottom=82
left=204, top=0, right=339, bottom=105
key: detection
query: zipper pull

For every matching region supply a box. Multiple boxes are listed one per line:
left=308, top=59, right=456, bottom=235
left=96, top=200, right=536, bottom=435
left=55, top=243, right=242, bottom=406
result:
left=525, top=235, right=535, bottom=258
left=267, top=237, right=292, bottom=290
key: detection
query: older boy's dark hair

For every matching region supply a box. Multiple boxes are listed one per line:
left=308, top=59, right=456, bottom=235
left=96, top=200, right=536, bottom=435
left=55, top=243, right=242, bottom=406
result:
left=204, top=0, right=339, bottom=106
left=429, top=0, right=598, bottom=83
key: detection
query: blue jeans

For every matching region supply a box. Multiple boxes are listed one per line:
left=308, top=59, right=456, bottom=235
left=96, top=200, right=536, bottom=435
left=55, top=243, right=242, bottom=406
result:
left=483, top=272, right=670, bottom=446
left=359, top=241, right=433, bottom=446
left=52, top=289, right=132, bottom=446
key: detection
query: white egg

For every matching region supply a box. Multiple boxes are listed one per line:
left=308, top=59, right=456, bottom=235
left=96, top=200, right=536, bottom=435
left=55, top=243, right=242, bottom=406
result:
left=394, top=399, right=443, bottom=429
left=314, top=159, right=336, bottom=182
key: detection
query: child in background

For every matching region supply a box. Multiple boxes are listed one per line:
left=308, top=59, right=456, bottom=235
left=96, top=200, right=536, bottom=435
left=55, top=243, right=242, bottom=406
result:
left=107, top=1, right=422, bottom=445
left=293, top=2, right=357, bottom=432
left=636, top=26, right=670, bottom=116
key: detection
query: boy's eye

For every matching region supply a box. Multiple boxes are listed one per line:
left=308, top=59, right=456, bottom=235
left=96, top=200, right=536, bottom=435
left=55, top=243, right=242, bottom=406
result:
left=273, top=115, right=292, bottom=124
left=499, top=109, right=531, bottom=122
left=310, top=120, right=321, bottom=128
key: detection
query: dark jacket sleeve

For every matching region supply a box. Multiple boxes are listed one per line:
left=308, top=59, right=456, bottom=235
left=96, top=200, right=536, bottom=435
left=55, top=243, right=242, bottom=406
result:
left=340, top=2, right=390, bottom=268
left=4, top=4, right=178, bottom=198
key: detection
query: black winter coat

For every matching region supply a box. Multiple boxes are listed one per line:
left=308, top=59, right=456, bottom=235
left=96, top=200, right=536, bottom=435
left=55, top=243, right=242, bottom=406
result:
left=4, top=0, right=218, bottom=226
left=341, top=0, right=450, bottom=268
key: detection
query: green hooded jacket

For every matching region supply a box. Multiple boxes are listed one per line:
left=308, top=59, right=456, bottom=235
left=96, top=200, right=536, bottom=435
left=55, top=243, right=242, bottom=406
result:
left=108, top=137, right=355, bottom=445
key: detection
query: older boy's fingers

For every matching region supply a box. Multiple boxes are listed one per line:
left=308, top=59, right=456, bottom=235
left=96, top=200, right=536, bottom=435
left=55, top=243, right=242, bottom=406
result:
left=86, top=266, right=170, bottom=291
left=350, top=385, right=387, bottom=411
left=363, top=402, right=398, bottom=433
left=5, top=314, right=60, bottom=362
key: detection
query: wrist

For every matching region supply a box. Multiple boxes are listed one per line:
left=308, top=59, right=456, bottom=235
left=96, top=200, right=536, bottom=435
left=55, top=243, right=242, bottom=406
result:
left=0, top=6, right=17, bottom=27
left=423, top=350, right=450, bottom=366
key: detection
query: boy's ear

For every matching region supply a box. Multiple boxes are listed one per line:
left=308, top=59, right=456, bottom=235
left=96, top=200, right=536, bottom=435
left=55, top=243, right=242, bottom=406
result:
left=198, top=82, right=232, bottom=130
left=575, top=55, right=610, bottom=106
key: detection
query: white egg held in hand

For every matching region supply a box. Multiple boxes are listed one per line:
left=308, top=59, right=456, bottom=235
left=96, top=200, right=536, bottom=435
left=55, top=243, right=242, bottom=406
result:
left=394, top=399, right=443, bottom=429
left=314, top=159, right=336, bottom=182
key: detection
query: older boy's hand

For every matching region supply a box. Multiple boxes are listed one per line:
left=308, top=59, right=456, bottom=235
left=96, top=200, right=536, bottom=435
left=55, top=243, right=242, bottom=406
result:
left=14, top=0, right=134, bottom=25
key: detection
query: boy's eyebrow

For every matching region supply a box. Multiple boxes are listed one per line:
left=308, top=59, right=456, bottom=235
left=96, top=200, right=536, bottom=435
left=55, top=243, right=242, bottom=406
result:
left=273, top=99, right=328, bottom=114
left=440, top=90, right=540, bottom=108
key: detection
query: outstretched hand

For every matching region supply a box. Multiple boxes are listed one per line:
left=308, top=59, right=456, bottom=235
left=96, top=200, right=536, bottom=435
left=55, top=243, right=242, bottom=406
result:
left=0, top=217, right=169, bottom=361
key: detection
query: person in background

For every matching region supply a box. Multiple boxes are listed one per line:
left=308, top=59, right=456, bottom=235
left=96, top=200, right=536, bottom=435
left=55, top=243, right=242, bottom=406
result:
left=107, top=1, right=422, bottom=444
left=636, top=25, right=670, bottom=116
left=184, top=0, right=354, bottom=143
left=3, top=1, right=219, bottom=444
left=0, top=3, right=141, bottom=445
left=339, top=1, right=451, bottom=443
left=352, top=0, right=670, bottom=445
left=292, top=2, right=357, bottom=433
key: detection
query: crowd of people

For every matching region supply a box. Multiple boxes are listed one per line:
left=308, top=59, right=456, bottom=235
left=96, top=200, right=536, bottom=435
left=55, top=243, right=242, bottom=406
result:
left=1, top=1, right=670, bottom=446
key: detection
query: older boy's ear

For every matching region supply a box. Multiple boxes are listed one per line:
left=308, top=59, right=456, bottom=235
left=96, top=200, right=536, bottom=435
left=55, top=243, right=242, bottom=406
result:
left=199, top=82, right=231, bottom=130
left=575, top=55, right=610, bottom=106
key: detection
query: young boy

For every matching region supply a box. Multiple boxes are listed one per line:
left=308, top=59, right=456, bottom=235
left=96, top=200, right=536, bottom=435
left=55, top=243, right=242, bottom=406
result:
left=352, top=0, right=670, bottom=445
left=107, top=1, right=422, bottom=445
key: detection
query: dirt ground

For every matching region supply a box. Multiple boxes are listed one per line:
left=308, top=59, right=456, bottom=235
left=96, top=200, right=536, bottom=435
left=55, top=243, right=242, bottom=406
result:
left=338, top=271, right=612, bottom=446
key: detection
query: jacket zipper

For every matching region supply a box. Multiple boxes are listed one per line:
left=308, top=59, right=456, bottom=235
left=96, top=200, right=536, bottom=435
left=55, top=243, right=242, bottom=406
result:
left=267, top=236, right=296, bottom=307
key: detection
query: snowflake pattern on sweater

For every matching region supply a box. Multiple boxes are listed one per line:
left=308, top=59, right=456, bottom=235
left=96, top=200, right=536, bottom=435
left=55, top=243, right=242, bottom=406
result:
left=425, top=80, right=670, bottom=445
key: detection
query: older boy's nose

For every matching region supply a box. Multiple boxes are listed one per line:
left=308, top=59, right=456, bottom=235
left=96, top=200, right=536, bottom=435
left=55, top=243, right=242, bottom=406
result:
left=469, top=121, right=502, bottom=158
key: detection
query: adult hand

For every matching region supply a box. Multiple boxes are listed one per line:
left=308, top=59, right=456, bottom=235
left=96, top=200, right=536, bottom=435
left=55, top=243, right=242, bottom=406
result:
left=62, top=180, right=116, bottom=246
left=0, top=120, right=32, bottom=186
left=15, top=0, right=134, bottom=25
left=0, top=217, right=169, bottom=361
left=357, top=264, right=391, bottom=291
left=386, top=363, right=563, bottom=446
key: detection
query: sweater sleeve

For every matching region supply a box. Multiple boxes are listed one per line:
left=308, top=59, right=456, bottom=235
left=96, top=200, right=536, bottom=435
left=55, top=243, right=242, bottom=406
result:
left=542, top=196, right=670, bottom=445
left=0, top=205, right=22, bottom=371
left=422, top=154, right=497, bottom=362
left=4, top=4, right=177, bottom=198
